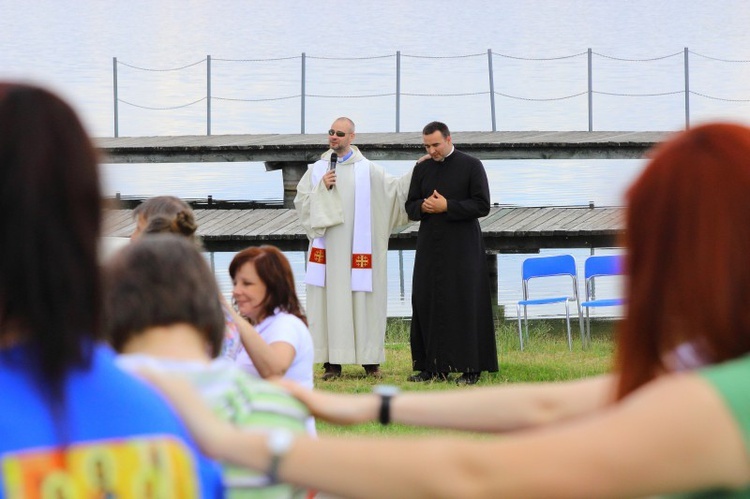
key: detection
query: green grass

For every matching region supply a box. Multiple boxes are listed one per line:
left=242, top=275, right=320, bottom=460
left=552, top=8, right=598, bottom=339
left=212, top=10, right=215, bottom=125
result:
left=313, top=317, right=617, bottom=437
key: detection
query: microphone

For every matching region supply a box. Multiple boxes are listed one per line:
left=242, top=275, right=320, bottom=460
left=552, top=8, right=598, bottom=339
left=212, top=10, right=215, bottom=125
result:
left=328, top=152, right=338, bottom=190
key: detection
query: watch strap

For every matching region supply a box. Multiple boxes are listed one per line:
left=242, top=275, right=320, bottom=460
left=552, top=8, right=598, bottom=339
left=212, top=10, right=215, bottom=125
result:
left=268, top=454, right=283, bottom=485
left=379, top=393, right=393, bottom=425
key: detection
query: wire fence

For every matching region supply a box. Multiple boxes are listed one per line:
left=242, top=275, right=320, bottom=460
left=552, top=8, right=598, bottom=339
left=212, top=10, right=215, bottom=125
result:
left=111, top=48, right=750, bottom=137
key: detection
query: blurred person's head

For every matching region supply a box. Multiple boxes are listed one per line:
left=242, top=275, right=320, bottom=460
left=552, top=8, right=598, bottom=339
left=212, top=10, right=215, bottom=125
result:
left=131, top=195, right=197, bottom=242
left=229, top=246, right=306, bottom=326
left=617, top=122, right=750, bottom=397
left=0, top=82, right=102, bottom=399
left=104, top=234, right=224, bottom=358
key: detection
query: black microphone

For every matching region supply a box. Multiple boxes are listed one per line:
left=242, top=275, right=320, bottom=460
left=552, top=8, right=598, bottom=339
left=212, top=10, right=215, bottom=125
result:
left=328, top=152, right=338, bottom=190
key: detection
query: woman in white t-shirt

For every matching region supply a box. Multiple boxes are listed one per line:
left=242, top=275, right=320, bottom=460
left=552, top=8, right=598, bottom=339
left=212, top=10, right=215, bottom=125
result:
left=227, top=246, right=314, bottom=393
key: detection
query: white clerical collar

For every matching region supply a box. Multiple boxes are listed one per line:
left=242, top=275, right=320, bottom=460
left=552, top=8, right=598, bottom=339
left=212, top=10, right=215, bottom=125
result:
left=437, top=146, right=455, bottom=162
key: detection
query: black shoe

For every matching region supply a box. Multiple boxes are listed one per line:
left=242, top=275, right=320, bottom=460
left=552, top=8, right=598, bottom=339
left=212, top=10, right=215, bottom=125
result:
left=363, top=364, right=382, bottom=378
left=322, top=363, right=342, bottom=380
left=407, top=371, right=449, bottom=382
left=456, top=372, right=480, bottom=385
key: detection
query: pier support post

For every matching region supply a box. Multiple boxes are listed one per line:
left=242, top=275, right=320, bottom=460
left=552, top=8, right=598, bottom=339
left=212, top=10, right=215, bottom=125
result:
left=486, top=251, right=501, bottom=322
left=265, top=161, right=309, bottom=208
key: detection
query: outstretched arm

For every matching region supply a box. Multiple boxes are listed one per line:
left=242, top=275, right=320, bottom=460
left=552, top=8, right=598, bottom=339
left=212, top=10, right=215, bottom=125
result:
left=146, top=370, right=749, bottom=498
left=277, top=375, right=614, bottom=432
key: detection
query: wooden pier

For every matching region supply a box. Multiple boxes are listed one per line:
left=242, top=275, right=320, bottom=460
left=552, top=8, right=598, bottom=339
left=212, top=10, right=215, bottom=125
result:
left=103, top=205, right=624, bottom=253
left=96, top=130, right=668, bottom=163
left=96, top=130, right=669, bottom=207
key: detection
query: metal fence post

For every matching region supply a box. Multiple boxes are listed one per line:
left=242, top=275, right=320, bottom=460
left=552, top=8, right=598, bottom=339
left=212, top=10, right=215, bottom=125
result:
left=587, top=48, right=593, bottom=131
left=487, top=49, right=497, bottom=132
left=395, top=50, right=401, bottom=132
left=113, top=57, right=119, bottom=138
left=207, top=55, right=212, bottom=136
left=684, top=47, right=690, bottom=129
left=301, top=52, right=306, bottom=134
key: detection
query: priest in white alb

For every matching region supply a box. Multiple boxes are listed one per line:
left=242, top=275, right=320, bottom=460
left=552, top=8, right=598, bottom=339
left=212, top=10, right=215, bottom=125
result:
left=294, top=117, right=412, bottom=380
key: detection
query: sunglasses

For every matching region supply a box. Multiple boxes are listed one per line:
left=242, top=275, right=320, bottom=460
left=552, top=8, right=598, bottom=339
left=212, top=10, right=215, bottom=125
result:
left=328, top=129, right=347, bottom=137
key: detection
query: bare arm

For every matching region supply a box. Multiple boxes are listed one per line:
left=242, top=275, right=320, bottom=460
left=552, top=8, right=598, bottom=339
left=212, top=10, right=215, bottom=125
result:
left=221, top=297, right=295, bottom=378
left=146, top=370, right=750, bottom=499
left=278, top=375, right=614, bottom=432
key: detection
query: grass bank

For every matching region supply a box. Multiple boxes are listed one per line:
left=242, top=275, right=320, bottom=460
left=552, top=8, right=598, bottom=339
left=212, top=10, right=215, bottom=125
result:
left=314, top=317, right=617, bottom=437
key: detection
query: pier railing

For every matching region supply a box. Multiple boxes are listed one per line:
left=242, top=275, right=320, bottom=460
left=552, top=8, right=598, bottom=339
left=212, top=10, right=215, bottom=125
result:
left=112, top=48, right=750, bottom=137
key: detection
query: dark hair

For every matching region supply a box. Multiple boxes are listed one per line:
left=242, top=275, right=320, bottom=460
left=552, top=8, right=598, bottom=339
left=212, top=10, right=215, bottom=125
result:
left=229, top=246, right=307, bottom=325
left=104, top=235, right=225, bottom=357
left=422, top=121, right=450, bottom=138
left=0, top=83, right=102, bottom=400
left=134, top=196, right=198, bottom=242
left=616, top=122, right=750, bottom=398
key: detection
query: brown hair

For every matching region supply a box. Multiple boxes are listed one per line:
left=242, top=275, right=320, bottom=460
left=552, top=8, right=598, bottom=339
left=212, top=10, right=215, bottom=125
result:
left=104, top=235, right=225, bottom=357
left=616, top=123, right=750, bottom=398
left=134, top=196, right=198, bottom=242
left=229, top=246, right=307, bottom=325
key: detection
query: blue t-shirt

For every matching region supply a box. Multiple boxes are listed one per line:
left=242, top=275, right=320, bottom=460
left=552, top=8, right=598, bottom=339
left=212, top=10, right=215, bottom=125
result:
left=0, top=343, right=224, bottom=498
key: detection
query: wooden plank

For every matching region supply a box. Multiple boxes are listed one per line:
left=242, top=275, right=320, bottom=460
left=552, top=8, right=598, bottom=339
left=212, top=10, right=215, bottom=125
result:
left=567, top=208, right=617, bottom=233
left=222, top=211, right=276, bottom=238
left=95, top=131, right=668, bottom=163
left=102, top=206, right=625, bottom=253
left=495, top=207, right=547, bottom=232
left=511, top=208, right=574, bottom=233
left=484, top=207, right=541, bottom=233
left=537, top=208, right=594, bottom=236
left=268, top=211, right=305, bottom=236
left=201, top=210, right=251, bottom=236
left=514, top=208, right=574, bottom=235
left=480, top=207, right=524, bottom=231
left=102, top=210, right=134, bottom=235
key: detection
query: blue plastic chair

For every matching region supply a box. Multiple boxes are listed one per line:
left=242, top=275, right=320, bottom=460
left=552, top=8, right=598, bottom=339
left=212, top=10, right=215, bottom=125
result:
left=516, top=254, right=584, bottom=351
left=580, top=254, right=624, bottom=342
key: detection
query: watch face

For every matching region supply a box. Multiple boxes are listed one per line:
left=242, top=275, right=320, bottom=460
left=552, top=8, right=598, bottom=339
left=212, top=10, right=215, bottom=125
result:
left=269, top=429, right=295, bottom=454
left=373, top=384, right=399, bottom=397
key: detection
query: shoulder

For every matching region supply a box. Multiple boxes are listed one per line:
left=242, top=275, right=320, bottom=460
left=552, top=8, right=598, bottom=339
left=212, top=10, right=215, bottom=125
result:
left=269, top=311, right=307, bottom=328
left=91, top=347, right=179, bottom=411
left=453, top=149, right=482, bottom=166
left=263, top=312, right=310, bottom=342
left=69, top=346, right=203, bottom=437
left=366, top=159, right=386, bottom=173
left=699, top=354, right=750, bottom=409
left=413, top=159, right=434, bottom=174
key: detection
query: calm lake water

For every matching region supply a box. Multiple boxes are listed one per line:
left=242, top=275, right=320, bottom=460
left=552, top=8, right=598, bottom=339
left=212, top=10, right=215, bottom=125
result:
left=3, top=0, right=750, bottom=317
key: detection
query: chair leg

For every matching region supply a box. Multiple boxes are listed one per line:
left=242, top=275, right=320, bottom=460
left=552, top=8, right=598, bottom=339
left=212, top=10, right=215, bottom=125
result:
left=564, top=302, right=572, bottom=351
left=516, top=304, right=524, bottom=351
left=585, top=308, right=590, bottom=346
left=524, top=305, right=529, bottom=344
left=576, top=302, right=586, bottom=349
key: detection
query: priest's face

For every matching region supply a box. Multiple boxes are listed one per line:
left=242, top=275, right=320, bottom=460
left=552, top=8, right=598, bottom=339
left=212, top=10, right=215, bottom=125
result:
left=423, top=130, right=452, bottom=161
left=328, top=118, right=355, bottom=155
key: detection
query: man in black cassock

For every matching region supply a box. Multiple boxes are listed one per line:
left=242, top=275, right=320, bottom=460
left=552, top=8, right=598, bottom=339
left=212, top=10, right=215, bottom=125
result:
left=405, top=121, right=499, bottom=385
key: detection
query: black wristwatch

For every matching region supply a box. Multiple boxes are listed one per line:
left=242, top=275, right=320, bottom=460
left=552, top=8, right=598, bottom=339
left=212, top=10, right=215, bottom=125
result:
left=373, top=384, right=400, bottom=425
left=266, top=428, right=295, bottom=484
